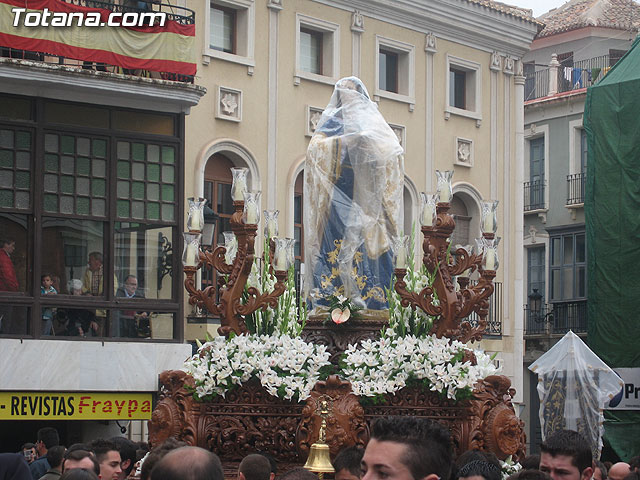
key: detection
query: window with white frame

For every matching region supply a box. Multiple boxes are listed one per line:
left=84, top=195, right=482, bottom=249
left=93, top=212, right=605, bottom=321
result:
left=375, top=36, right=415, bottom=104
left=210, top=5, right=235, bottom=53
left=204, top=0, right=255, bottom=68
left=295, top=14, right=340, bottom=85
left=446, top=55, right=481, bottom=120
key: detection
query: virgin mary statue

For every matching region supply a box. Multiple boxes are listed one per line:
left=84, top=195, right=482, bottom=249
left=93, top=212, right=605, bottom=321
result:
left=304, top=77, right=404, bottom=312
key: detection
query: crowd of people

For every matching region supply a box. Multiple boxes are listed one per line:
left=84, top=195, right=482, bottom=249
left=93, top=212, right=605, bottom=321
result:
left=1, top=420, right=638, bottom=480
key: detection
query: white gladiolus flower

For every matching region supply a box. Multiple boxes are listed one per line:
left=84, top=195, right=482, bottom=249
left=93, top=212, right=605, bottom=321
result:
left=182, top=333, right=330, bottom=402
left=341, top=334, right=502, bottom=399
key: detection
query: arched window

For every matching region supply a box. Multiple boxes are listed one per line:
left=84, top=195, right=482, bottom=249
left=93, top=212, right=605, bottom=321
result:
left=202, top=153, right=235, bottom=296
left=204, top=153, right=234, bottom=246
left=450, top=195, right=471, bottom=247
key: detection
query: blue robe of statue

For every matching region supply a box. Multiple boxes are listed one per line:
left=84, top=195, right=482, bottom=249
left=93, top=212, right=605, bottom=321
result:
left=304, top=77, right=404, bottom=311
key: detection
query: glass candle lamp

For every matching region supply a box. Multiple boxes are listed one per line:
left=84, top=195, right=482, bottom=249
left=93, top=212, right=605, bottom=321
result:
left=436, top=170, right=454, bottom=203
left=274, top=238, right=293, bottom=271
left=186, top=197, right=206, bottom=232
left=231, top=167, right=249, bottom=202
left=481, top=200, right=499, bottom=235
left=393, top=235, right=410, bottom=269
left=243, top=191, right=261, bottom=224
left=182, top=232, right=202, bottom=267
left=264, top=210, right=279, bottom=238
left=420, top=192, right=438, bottom=226
left=481, top=237, right=501, bottom=271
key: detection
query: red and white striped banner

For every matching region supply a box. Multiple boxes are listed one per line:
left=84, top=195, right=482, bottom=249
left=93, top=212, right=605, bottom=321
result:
left=0, top=0, right=196, bottom=76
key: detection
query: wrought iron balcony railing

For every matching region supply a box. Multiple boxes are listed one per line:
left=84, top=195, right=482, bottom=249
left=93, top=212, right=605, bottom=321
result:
left=525, top=53, right=621, bottom=101
left=525, top=68, right=549, bottom=101
left=567, top=172, right=586, bottom=205
left=524, top=178, right=545, bottom=211
left=465, top=281, right=502, bottom=336
left=524, top=300, right=587, bottom=335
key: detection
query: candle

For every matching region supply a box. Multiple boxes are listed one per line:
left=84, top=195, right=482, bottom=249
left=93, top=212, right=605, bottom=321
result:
left=185, top=243, right=198, bottom=267
left=439, top=185, right=451, bottom=203
left=485, top=249, right=495, bottom=271
left=482, top=214, right=494, bottom=234
left=246, top=202, right=258, bottom=224
left=396, top=245, right=407, bottom=269
left=233, top=176, right=247, bottom=201
left=188, top=212, right=203, bottom=231
left=275, top=249, right=287, bottom=271
left=267, top=218, right=278, bottom=238
left=422, top=202, right=434, bottom=226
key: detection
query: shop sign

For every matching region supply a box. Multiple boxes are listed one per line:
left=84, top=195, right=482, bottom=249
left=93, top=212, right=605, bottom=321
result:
left=606, top=368, right=640, bottom=410
left=0, top=392, right=152, bottom=420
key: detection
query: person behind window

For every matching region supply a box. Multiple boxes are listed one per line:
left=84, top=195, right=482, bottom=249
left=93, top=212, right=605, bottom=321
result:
left=114, top=275, right=148, bottom=338
left=55, top=279, right=97, bottom=337
left=41, top=273, right=58, bottom=336
left=0, top=238, right=18, bottom=292
left=82, top=252, right=117, bottom=336
left=0, top=237, right=18, bottom=335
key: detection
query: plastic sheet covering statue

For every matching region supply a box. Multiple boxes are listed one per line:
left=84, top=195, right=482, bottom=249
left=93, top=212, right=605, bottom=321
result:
left=304, top=77, right=404, bottom=311
left=529, top=331, right=623, bottom=460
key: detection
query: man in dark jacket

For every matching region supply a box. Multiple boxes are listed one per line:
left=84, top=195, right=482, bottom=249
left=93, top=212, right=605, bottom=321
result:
left=29, top=428, right=59, bottom=480
left=38, top=446, right=65, bottom=480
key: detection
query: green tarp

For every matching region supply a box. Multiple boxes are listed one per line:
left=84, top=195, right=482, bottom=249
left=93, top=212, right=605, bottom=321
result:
left=584, top=35, right=640, bottom=461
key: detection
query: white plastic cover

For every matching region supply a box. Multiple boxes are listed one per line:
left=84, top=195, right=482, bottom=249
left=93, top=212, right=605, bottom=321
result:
left=303, top=77, right=404, bottom=311
left=529, top=330, right=624, bottom=459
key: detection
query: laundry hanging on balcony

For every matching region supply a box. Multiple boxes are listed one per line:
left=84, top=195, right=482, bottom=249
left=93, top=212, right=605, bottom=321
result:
left=0, top=0, right=196, bottom=76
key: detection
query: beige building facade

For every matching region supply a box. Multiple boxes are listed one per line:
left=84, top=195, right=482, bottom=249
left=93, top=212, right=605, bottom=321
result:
left=184, top=0, right=539, bottom=403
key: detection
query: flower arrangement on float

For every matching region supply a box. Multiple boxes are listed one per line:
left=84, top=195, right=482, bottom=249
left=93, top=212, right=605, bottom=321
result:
left=183, top=240, right=332, bottom=402
left=183, top=231, right=499, bottom=404
left=341, top=236, right=498, bottom=401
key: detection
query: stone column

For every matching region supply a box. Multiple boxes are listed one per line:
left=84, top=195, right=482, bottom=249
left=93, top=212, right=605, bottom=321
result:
left=513, top=62, right=526, bottom=404
left=548, top=53, right=560, bottom=96
left=267, top=0, right=283, bottom=210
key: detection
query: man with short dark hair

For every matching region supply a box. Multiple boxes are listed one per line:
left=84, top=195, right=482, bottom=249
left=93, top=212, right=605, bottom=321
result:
left=539, top=430, right=593, bottom=480
left=593, top=461, right=608, bottom=480
left=278, top=468, right=322, bottom=480
left=89, top=439, right=122, bottom=480
left=361, top=417, right=452, bottom=480
left=239, top=454, right=271, bottom=480
left=61, top=448, right=100, bottom=476
left=30, top=427, right=60, bottom=480
left=150, top=446, right=223, bottom=480
left=39, top=445, right=66, bottom=480
left=333, top=446, right=364, bottom=480
left=110, top=437, right=137, bottom=480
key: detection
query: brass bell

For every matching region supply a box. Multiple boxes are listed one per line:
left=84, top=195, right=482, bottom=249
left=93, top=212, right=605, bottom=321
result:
left=303, top=442, right=335, bottom=474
